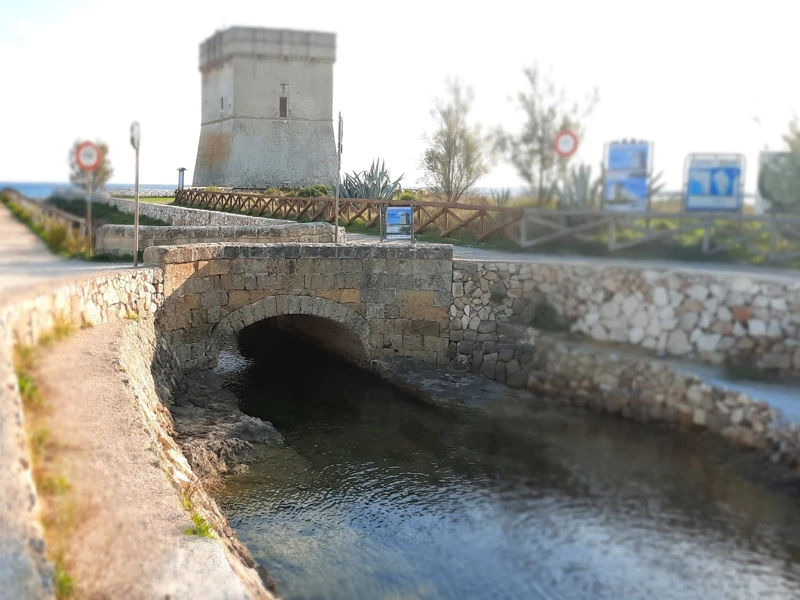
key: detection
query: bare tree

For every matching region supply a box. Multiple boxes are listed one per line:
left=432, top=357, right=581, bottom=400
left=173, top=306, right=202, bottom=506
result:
left=495, top=64, right=598, bottom=205
left=68, top=140, right=114, bottom=193
left=420, top=78, right=489, bottom=204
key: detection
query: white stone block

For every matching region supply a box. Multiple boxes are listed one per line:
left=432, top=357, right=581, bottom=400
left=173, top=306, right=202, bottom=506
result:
left=653, top=287, right=669, bottom=307
left=629, top=327, right=646, bottom=344
left=748, top=319, right=767, bottom=337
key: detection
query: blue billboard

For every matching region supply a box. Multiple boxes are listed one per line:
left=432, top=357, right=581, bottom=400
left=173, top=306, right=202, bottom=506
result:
left=603, top=142, right=651, bottom=212
left=685, top=155, right=744, bottom=212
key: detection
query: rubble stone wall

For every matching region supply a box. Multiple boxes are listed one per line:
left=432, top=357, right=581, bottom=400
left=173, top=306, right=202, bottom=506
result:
left=450, top=259, right=800, bottom=373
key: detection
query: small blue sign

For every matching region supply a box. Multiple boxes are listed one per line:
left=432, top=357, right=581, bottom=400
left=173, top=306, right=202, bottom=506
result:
left=604, top=142, right=651, bottom=212
left=685, top=155, right=744, bottom=212
left=385, top=206, right=413, bottom=240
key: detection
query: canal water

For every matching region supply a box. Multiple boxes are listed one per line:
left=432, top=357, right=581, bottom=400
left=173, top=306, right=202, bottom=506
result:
left=215, top=335, right=800, bottom=600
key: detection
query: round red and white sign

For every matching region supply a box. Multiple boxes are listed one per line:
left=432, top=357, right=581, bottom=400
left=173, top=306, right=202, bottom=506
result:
left=76, top=141, right=101, bottom=171
left=554, top=130, right=579, bottom=158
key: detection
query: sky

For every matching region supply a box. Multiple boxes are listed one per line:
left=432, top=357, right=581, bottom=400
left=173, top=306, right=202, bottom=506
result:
left=0, top=0, right=798, bottom=193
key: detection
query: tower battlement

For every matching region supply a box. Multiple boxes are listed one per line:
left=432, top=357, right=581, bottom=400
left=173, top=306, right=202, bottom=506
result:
left=199, top=27, right=337, bottom=71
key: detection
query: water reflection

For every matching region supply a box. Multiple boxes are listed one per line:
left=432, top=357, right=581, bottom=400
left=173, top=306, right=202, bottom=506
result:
left=216, top=335, right=800, bottom=600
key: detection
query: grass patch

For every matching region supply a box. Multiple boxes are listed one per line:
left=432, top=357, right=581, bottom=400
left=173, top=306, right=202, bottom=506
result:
left=142, top=197, right=175, bottom=204
left=39, top=319, right=75, bottom=348
left=48, top=197, right=167, bottom=227
left=55, top=564, right=74, bottom=598
left=41, top=474, right=72, bottom=495
left=529, top=301, right=570, bottom=332
left=89, top=250, right=143, bottom=264
left=125, top=311, right=139, bottom=321
left=184, top=512, right=214, bottom=538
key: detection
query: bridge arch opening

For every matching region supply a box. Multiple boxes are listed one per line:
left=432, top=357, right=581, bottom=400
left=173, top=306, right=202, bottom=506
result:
left=237, top=314, right=366, bottom=365
left=207, top=294, right=372, bottom=368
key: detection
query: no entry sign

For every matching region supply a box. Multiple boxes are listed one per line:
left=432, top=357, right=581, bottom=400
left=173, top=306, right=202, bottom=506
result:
left=554, top=130, right=579, bottom=158
left=76, top=141, right=101, bottom=171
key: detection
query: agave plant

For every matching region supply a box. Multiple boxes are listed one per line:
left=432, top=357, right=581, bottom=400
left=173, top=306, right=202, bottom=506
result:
left=330, top=159, right=403, bottom=200
left=490, top=188, right=512, bottom=207
left=557, top=163, right=603, bottom=209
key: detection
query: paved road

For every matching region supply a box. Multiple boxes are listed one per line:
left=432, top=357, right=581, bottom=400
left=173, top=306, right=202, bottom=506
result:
left=0, top=204, right=129, bottom=297
left=346, top=232, right=800, bottom=282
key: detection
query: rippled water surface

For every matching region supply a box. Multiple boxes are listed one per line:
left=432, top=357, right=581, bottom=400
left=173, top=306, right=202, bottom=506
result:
left=216, top=339, right=800, bottom=600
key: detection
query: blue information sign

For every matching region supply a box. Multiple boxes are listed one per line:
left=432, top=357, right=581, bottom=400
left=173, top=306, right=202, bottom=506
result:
left=385, top=206, right=414, bottom=240
left=603, top=142, right=651, bottom=212
left=685, top=155, right=744, bottom=212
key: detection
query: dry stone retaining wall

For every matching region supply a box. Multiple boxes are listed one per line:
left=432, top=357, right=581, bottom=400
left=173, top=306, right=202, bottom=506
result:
left=451, top=259, right=800, bottom=373
left=102, top=195, right=286, bottom=227
left=95, top=221, right=343, bottom=257
left=145, top=242, right=454, bottom=370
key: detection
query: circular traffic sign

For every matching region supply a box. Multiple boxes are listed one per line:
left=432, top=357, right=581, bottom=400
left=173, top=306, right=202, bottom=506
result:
left=554, top=130, right=579, bottom=158
left=76, top=141, right=101, bottom=171
left=130, top=121, right=141, bottom=150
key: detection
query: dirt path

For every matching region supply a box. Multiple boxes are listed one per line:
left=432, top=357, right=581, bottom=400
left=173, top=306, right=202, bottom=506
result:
left=0, top=202, right=126, bottom=296
left=33, top=321, right=251, bottom=599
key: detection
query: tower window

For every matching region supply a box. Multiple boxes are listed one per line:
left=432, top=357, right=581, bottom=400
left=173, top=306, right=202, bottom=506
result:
left=220, top=96, right=224, bottom=111
left=279, top=84, right=289, bottom=118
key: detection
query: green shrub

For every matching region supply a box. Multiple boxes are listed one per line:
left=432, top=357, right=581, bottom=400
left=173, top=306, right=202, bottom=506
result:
left=398, top=190, right=419, bottom=202
left=296, top=187, right=324, bottom=198
left=529, top=301, right=569, bottom=332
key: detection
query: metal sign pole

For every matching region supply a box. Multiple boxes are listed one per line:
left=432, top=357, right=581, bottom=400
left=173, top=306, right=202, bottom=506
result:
left=133, top=145, right=140, bottom=267
left=334, top=112, right=343, bottom=243
left=130, top=121, right=142, bottom=267
left=86, top=187, right=92, bottom=257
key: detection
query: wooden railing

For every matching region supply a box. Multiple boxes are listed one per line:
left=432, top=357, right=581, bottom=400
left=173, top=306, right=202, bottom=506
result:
left=174, top=189, right=524, bottom=243
left=1, top=188, right=87, bottom=240
left=172, top=188, right=800, bottom=263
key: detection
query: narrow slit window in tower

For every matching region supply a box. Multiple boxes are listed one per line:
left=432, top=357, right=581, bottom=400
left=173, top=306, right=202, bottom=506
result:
left=279, top=84, right=289, bottom=118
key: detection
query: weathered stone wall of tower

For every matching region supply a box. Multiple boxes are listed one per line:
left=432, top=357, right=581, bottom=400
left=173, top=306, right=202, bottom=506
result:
left=193, top=27, right=337, bottom=189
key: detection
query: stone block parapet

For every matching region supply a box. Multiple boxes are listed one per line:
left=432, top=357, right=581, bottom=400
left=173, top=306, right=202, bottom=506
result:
left=96, top=222, right=343, bottom=257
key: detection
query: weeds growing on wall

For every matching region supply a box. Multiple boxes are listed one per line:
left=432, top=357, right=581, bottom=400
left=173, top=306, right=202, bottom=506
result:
left=184, top=512, right=214, bottom=538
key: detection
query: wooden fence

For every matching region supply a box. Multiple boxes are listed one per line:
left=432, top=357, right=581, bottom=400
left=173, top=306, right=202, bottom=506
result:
left=173, top=188, right=800, bottom=263
left=174, top=189, right=524, bottom=243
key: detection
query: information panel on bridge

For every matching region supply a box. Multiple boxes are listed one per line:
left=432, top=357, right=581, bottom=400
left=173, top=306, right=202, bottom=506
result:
left=383, top=206, right=414, bottom=242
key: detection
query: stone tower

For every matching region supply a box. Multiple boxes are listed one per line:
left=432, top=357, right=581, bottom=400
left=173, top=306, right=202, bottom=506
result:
left=192, top=27, right=337, bottom=189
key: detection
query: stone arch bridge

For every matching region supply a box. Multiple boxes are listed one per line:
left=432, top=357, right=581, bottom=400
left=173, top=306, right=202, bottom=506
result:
left=144, top=243, right=454, bottom=369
